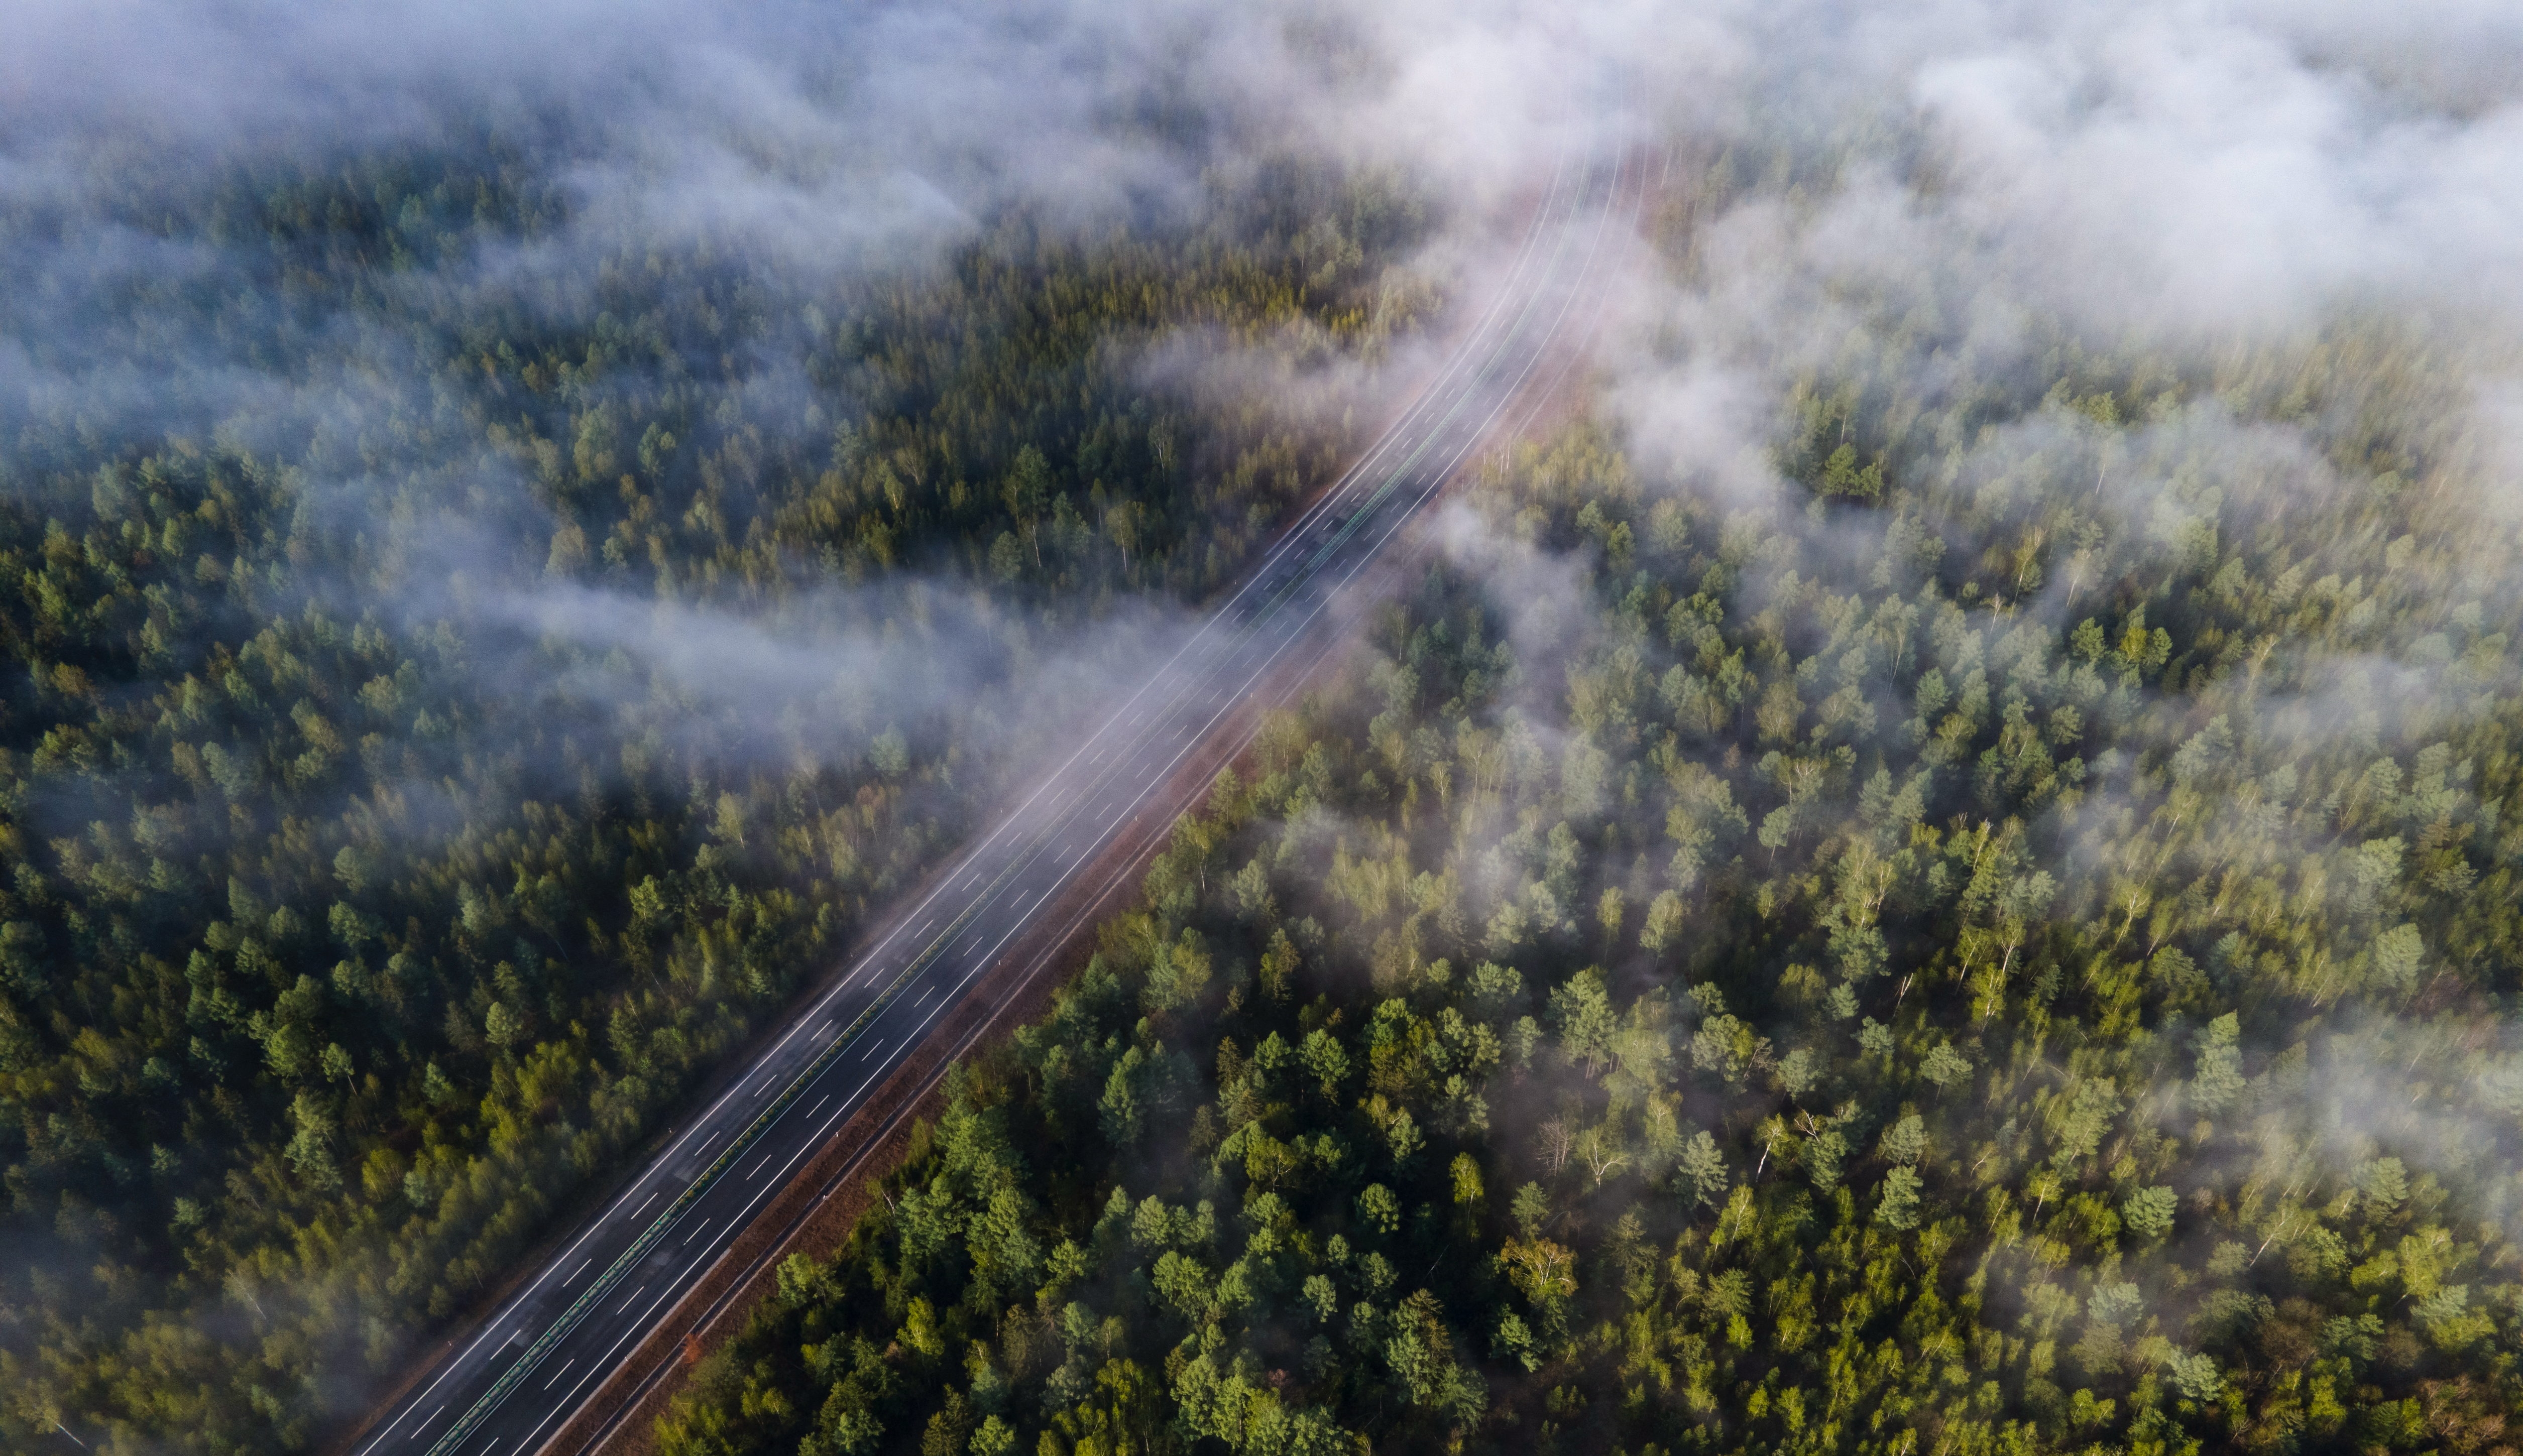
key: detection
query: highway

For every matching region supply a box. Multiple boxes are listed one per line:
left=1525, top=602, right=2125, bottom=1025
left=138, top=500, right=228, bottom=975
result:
left=350, top=148, right=1642, bottom=1456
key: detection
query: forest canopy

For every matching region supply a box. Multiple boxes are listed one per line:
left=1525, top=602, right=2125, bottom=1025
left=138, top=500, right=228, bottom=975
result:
left=12, top=2, right=2523, bottom=1455
left=655, top=309, right=2523, bottom=1455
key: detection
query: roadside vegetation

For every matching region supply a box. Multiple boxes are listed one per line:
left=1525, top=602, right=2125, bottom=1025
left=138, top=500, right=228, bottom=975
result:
left=657, top=319, right=2523, bottom=1455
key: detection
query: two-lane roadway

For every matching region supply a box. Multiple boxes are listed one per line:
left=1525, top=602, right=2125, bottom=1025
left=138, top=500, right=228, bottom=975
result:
left=353, top=147, right=1642, bottom=1456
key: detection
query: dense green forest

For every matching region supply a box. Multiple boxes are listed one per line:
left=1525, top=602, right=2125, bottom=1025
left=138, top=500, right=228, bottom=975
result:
left=651, top=309, right=2523, bottom=1455
left=0, top=133, right=1436, bottom=1451
left=13, top=13, right=2523, bottom=1456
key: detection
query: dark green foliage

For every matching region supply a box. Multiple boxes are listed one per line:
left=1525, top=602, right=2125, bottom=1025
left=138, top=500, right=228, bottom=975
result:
left=0, top=136, right=1433, bottom=1453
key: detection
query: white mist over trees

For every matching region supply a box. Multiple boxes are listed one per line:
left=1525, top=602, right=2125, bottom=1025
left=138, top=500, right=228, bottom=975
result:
left=0, top=3, right=1480, bottom=1450
left=657, top=4, right=2523, bottom=1456
left=9, top=0, right=2523, bottom=1452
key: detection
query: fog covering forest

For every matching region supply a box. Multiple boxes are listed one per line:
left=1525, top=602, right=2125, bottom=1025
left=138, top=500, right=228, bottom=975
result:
left=0, top=3, right=1456, bottom=1449
left=649, top=5, right=2523, bottom=1456
left=660, top=328, right=2523, bottom=1455
left=11, top=3, right=2523, bottom=1456
left=0, top=156, right=1420, bottom=1448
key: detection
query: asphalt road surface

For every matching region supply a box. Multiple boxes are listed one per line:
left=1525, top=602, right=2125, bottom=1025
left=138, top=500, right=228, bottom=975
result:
left=353, top=148, right=1643, bottom=1456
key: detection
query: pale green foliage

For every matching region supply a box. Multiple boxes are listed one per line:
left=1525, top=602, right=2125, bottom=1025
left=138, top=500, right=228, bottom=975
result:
left=2122, top=1185, right=2177, bottom=1239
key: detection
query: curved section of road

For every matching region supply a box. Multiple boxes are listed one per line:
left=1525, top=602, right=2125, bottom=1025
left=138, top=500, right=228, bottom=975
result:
left=353, top=149, right=1641, bottom=1456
